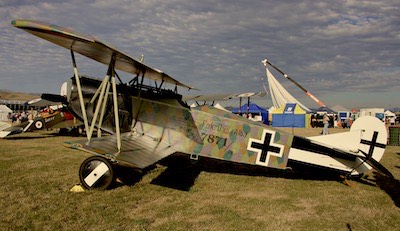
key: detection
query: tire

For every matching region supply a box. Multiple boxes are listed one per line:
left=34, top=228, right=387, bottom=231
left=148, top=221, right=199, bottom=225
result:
left=34, top=120, right=44, bottom=130
left=79, top=156, right=115, bottom=190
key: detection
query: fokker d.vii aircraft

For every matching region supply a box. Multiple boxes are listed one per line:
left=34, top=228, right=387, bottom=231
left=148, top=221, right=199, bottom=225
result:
left=12, top=19, right=394, bottom=190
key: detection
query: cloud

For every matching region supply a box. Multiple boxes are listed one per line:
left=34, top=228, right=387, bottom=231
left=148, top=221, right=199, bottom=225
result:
left=0, top=0, right=399, bottom=109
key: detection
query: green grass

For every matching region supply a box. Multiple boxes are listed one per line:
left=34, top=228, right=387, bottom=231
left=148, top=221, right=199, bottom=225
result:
left=0, top=129, right=399, bottom=230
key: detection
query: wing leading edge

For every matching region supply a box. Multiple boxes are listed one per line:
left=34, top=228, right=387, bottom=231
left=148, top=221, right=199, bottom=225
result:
left=12, top=20, right=195, bottom=90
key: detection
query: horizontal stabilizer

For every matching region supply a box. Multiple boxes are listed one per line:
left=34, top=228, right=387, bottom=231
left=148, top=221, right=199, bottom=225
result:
left=307, top=131, right=361, bottom=154
left=0, top=122, right=11, bottom=131
left=0, top=122, right=23, bottom=138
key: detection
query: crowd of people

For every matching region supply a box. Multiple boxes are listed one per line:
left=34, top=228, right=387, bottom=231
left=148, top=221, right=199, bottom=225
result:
left=7, top=110, right=39, bottom=124
left=310, top=114, right=353, bottom=129
left=310, top=113, right=355, bottom=135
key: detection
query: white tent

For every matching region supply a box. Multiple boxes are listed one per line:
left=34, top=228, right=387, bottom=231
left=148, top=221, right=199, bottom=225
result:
left=189, top=102, right=230, bottom=112
left=0, top=105, right=12, bottom=121
left=214, top=103, right=230, bottom=112
left=331, top=105, right=350, bottom=112
left=332, top=104, right=351, bottom=122
left=385, top=110, right=396, bottom=125
left=266, top=68, right=311, bottom=112
left=385, top=110, right=396, bottom=118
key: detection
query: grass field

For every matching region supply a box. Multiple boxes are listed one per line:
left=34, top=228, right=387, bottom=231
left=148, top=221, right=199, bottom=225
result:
left=1, top=128, right=399, bottom=230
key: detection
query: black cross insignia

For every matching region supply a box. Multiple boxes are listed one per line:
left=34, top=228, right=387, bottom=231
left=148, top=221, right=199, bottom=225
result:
left=247, top=130, right=284, bottom=167
left=360, top=131, right=386, bottom=158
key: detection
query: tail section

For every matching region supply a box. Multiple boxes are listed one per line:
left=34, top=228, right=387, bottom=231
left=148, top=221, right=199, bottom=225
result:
left=289, top=116, right=392, bottom=178
left=0, top=117, right=46, bottom=138
left=349, top=116, right=392, bottom=178
left=0, top=121, right=23, bottom=138
left=0, top=122, right=12, bottom=138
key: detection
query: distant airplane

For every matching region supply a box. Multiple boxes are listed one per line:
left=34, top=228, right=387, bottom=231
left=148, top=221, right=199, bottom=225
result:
left=12, top=19, right=394, bottom=190
left=0, top=94, right=81, bottom=138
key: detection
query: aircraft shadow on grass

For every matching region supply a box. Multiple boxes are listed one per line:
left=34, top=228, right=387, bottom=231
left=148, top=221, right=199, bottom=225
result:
left=114, top=152, right=400, bottom=208
left=372, top=174, right=400, bottom=208
left=369, top=152, right=400, bottom=207
left=114, top=153, right=338, bottom=191
left=3, top=133, right=57, bottom=140
left=150, top=153, right=344, bottom=190
left=3, top=129, right=87, bottom=140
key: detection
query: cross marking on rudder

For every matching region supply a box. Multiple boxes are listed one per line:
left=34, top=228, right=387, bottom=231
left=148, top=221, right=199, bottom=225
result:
left=360, top=131, right=386, bottom=158
left=247, top=129, right=284, bottom=167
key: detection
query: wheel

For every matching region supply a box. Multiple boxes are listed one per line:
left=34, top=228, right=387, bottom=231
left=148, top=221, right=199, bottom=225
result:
left=34, top=120, right=44, bottom=130
left=79, top=156, right=115, bottom=190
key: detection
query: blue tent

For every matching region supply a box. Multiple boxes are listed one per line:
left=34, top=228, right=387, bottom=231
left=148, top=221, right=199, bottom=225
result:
left=232, top=103, right=269, bottom=125
left=272, top=103, right=306, bottom=127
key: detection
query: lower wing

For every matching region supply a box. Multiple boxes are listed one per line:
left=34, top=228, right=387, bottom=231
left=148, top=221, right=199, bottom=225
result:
left=66, top=132, right=178, bottom=169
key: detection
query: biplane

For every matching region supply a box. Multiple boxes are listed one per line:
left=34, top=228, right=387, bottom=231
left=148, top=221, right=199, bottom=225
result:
left=12, top=19, right=394, bottom=190
left=0, top=93, right=81, bottom=138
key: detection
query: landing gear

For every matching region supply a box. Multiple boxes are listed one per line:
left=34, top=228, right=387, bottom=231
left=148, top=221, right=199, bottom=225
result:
left=34, top=119, right=44, bottom=130
left=79, top=156, right=116, bottom=190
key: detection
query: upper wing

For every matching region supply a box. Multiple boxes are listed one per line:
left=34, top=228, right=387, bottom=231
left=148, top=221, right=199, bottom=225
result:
left=12, top=20, right=195, bottom=90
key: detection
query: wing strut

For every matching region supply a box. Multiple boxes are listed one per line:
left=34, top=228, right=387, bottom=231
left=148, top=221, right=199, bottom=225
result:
left=70, top=50, right=121, bottom=153
left=262, top=59, right=326, bottom=107
left=71, top=50, right=90, bottom=139
left=130, top=71, right=146, bottom=131
left=111, top=65, right=121, bottom=152
left=87, top=57, right=114, bottom=140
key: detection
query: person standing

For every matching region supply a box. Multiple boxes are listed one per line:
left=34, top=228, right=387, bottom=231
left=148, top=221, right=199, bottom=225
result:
left=311, top=114, right=317, bottom=128
left=390, top=116, right=395, bottom=126
left=323, top=113, right=329, bottom=135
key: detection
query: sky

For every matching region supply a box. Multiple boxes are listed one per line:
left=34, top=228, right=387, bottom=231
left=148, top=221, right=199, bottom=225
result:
left=1, top=0, right=399, bottom=109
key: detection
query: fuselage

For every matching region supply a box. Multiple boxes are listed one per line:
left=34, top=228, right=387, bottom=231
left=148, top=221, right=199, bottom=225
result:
left=66, top=76, right=292, bottom=170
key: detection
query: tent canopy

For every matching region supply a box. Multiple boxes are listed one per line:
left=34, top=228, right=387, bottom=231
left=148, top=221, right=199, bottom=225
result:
left=385, top=110, right=396, bottom=117
left=232, top=103, right=268, bottom=114
left=214, top=103, right=230, bottom=112
left=331, top=105, right=350, bottom=112
left=232, top=103, right=269, bottom=124
left=265, top=68, right=311, bottom=112
left=0, top=105, right=12, bottom=113
left=0, top=105, right=12, bottom=122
